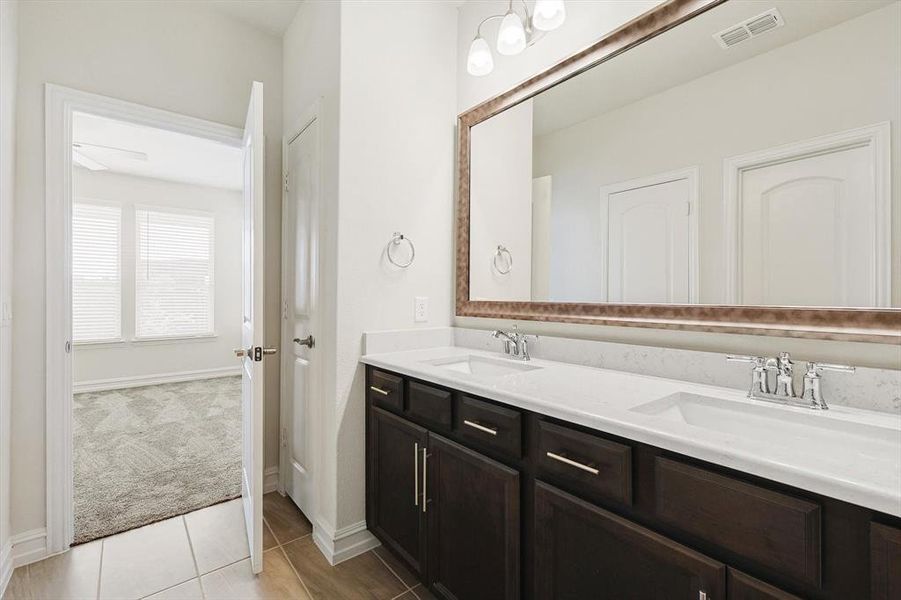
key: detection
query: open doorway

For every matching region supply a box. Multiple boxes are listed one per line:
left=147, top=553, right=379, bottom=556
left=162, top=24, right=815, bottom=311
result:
left=45, top=84, right=268, bottom=572
left=70, top=112, right=244, bottom=544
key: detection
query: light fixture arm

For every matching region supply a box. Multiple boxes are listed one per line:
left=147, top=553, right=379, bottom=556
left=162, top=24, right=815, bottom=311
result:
left=476, top=0, right=541, bottom=44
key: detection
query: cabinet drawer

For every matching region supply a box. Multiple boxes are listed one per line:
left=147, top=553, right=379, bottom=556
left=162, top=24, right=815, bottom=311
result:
left=727, top=569, right=802, bottom=600
left=536, top=420, right=632, bottom=506
left=655, top=457, right=821, bottom=587
left=534, top=481, right=725, bottom=600
left=369, top=369, right=404, bottom=412
left=454, top=395, right=522, bottom=459
left=407, top=381, right=451, bottom=429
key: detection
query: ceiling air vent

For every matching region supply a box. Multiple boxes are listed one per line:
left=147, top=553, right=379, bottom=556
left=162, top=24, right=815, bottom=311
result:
left=714, top=8, right=784, bottom=49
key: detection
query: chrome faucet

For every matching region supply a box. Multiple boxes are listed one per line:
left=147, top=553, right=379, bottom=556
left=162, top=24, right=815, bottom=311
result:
left=727, top=352, right=854, bottom=410
left=490, top=326, right=535, bottom=361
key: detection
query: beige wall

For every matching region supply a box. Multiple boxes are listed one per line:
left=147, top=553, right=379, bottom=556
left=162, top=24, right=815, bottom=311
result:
left=534, top=3, right=901, bottom=306
left=12, top=0, right=283, bottom=539
left=72, top=170, right=243, bottom=385
left=455, top=0, right=901, bottom=370
left=0, top=0, right=17, bottom=579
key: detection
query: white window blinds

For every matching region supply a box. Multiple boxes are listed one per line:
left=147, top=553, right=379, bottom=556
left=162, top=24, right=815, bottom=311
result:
left=73, top=202, right=122, bottom=342
left=135, top=208, right=215, bottom=339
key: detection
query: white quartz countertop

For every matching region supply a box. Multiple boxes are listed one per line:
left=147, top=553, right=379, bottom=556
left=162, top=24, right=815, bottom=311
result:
left=362, top=346, right=901, bottom=517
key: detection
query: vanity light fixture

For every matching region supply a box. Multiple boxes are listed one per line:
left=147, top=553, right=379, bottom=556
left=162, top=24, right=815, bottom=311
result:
left=466, top=0, right=566, bottom=76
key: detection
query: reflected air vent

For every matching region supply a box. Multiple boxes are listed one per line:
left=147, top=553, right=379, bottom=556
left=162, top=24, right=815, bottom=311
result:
left=714, top=8, right=784, bottom=49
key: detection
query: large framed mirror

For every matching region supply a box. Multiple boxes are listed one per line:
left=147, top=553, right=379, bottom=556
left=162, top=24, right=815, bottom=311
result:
left=457, top=0, right=901, bottom=342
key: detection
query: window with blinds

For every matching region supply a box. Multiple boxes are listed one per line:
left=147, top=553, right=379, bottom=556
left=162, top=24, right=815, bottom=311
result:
left=135, top=208, right=215, bottom=339
left=73, top=202, right=122, bottom=342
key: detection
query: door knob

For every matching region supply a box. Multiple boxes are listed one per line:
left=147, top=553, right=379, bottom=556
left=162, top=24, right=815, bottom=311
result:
left=294, top=335, right=315, bottom=348
left=261, top=347, right=277, bottom=355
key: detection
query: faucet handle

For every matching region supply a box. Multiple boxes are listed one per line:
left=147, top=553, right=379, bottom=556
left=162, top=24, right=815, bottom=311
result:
left=726, top=354, right=767, bottom=368
left=805, top=361, right=855, bottom=375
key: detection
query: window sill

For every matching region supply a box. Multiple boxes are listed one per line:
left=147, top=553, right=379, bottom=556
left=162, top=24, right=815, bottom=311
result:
left=130, top=334, right=219, bottom=346
left=74, top=338, right=126, bottom=348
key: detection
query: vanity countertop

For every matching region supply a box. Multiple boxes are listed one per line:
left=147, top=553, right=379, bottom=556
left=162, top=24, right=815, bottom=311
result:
left=362, top=346, right=901, bottom=517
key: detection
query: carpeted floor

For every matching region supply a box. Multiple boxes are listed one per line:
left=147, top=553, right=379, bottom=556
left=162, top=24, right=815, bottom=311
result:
left=74, top=376, right=242, bottom=544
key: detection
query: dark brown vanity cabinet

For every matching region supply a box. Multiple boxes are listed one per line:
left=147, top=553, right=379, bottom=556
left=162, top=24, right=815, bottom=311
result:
left=365, top=366, right=899, bottom=600
left=534, top=481, right=725, bottom=599
left=367, top=407, right=428, bottom=577
left=427, top=434, right=520, bottom=600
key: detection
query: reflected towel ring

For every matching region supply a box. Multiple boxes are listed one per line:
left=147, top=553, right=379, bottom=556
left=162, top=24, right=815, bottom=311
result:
left=493, top=245, right=513, bottom=275
left=387, top=232, right=415, bottom=268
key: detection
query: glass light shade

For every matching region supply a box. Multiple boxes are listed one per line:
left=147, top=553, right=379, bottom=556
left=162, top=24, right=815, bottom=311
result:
left=533, top=0, right=566, bottom=31
left=467, top=36, right=494, bottom=76
left=496, top=11, right=527, bottom=56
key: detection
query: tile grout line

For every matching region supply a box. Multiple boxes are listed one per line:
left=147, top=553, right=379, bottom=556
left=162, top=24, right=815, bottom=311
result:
left=180, top=516, right=207, bottom=600
left=276, top=542, right=314, bottom=599
left=95, top=539, right=105, bottom=600
left=372, top=549, right=416, bottom=595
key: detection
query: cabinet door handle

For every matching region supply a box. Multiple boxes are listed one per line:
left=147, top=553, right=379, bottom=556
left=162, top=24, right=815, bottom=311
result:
left=546, top=451, right=599, bottom=475
left=422, top=447, right=429, bottom=513
left=414, top=442, right=419, bottom=507
left=463, top=420, right=497, bottom=436
left=369, top=386, right=390, bottom=396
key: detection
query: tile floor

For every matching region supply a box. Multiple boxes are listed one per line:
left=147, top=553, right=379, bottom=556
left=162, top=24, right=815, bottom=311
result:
left=4, top=493, right=436, bottom=600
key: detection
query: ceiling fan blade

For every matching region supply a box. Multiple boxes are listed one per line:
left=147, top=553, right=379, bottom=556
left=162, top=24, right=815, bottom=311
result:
left=72, top=142, right=148, bottom=161
left=72, top=149, right=109, bottom=171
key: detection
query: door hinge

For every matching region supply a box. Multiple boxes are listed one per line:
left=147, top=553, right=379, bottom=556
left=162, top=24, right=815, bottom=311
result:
left=686, top=201, right=691, bottom=216
left=284, top=173, right=289, bottom=193
left=281, top=427, right=288, bottom=447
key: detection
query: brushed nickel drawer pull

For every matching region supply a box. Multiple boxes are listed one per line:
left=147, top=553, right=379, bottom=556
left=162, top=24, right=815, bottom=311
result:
left=414, top=442, right=419, bottom=507
left=369, top=386, right=390, bottom=396
left=422, top=447, right=429, bottom=513
left=463, top=420, right=498, bottom=436
left=546, top=451, right=599, bottom=475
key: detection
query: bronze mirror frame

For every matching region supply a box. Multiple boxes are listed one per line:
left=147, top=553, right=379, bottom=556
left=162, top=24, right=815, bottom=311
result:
left=456, top=0, right=900, bottom=344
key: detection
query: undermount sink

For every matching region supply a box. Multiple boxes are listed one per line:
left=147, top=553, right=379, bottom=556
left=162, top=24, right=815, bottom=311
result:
left=631, top=392, right=901, bottom=462
left=425, top=354, right=542, bottom=377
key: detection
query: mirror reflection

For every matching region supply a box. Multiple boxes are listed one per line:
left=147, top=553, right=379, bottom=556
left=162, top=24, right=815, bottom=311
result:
left=468, top=0, right=899, bottom=307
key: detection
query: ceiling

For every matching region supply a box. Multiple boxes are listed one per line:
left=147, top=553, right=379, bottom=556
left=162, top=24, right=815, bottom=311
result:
left=206, top=0, right=303, bottom=36
left=73, top=112, right=243, bottom=191
left=532, top=0, right=893, bottom=137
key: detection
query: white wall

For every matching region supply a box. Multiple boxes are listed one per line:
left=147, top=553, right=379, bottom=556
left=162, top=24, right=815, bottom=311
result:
left=469, top=99, right=533, bottom=301
left=534, top=4, right=901, bottom=305
left=72, top=170, right=242, bottom=386
left=455, top=0, right=901, bottom=370
left=334, top=0, right=457, bottom=532
left=12, top=0, right=283, bottom=541
left=0, top=0, right=17, bottom=586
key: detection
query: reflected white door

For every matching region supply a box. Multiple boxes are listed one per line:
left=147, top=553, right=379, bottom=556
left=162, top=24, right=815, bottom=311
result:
left=601, top=168, right=698, bottom=303
left=240, top=81, right=266, bottom=574
left=739, top=145, right=876, bottom=306
left=281, top=113, right=320, bottom=521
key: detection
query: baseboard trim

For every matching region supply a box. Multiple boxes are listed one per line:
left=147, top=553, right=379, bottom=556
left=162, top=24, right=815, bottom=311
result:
left=0, top=539, right=13, bottom=598
left=74, top=366, right=241, bottom=393
left=312, top=520, right=378, bottom=566
left=263, top=466, right=279, bottom=494
left=10, top=528, right=47, bottom=569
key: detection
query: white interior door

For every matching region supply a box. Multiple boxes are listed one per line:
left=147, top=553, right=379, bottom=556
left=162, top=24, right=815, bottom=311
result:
left=739, top=145, right=876, bottom=306
left=239, top=81, right=266, bottom=574
left=281, top=113, right=320, bottom=521
left=601, top=169, right=698, bottom=303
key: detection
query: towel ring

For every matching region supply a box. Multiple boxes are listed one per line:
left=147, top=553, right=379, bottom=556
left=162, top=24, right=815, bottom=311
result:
left=387, top=232, right=415, bottom=268
left=493, top=245, right=513, bottom=275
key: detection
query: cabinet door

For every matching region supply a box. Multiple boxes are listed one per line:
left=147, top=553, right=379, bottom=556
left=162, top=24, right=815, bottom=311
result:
left=368, top=407, right=428, bottom=577
left=728, top=569, right=801, bottom=600
left=534, top=481, right=725, bottom=600
left=426, top=434, right=519, bottom=600
left=871, top=522, right=901, bottom=600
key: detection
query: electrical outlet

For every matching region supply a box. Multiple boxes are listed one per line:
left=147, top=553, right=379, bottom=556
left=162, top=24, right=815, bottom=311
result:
left=414, top=296, right=428, bottom=322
